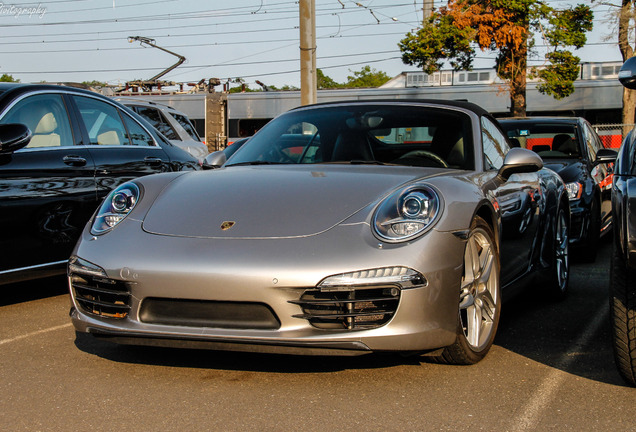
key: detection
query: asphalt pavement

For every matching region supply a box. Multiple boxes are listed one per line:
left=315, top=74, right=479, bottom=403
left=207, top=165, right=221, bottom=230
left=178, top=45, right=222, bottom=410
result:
left=1, top=237, right=635, bottom=431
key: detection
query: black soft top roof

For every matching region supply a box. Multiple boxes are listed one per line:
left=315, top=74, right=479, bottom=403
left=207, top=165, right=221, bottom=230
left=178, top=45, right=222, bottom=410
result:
left=291, top=98, right=490, bottom=117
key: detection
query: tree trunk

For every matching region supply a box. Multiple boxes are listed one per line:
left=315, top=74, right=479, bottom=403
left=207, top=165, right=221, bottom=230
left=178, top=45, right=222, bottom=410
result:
left=509, top=69, right=527, bottom=117
left=620, top=0, right=635, bottom=136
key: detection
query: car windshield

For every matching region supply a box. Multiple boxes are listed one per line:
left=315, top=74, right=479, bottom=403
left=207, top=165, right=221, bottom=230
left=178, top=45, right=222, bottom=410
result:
left=501, top=122, right=580, bottom=159
left=226, top=104, right=474, bottom=170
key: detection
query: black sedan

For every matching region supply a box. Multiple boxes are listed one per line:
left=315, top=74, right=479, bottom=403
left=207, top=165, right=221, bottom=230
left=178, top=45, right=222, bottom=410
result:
left=610, top=57, right=636, bottom=386
left=0, top=83, right=200, bottom=285
left=499, top=117, right=617, bottom=262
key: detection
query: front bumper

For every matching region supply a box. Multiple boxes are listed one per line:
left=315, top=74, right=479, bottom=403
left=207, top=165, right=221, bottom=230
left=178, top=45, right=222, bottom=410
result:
left=69, top=219, right=466, bottom=355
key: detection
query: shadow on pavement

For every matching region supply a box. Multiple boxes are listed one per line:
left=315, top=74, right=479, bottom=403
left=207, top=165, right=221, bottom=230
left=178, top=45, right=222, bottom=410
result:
left=0, top=275, right=68, bottom=307
left=73, top=331, right=418, bottom=373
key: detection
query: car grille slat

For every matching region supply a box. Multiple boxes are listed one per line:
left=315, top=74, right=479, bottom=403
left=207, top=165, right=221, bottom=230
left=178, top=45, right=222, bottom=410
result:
left=291, top=286, right=400, bottom=330
left=70, top=273, right=131, bottom=319
left=289, top=296, right=397, bottom=306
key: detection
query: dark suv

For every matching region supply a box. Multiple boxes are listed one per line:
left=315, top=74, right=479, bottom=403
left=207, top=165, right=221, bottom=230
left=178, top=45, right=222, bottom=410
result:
left=0, top=83, right=199, bottom=285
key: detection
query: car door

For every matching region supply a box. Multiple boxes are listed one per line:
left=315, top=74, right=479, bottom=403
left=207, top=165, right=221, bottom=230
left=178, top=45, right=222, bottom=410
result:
left=0, top=92, right=97, bottom=274
left=70, top=95, right=171, bottom=200
left=582, top=120, right=613, bottom=231
left=481, top=117, right=543, bottom=285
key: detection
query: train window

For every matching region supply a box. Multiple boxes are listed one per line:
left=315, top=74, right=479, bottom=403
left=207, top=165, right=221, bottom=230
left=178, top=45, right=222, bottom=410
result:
left=468, top=72, right=479, bottom=82
left=229, top=118, right=271, bottom=138
left=479, top=72, right=490, bottom=81
left=602, top=66, right=615, bottom=76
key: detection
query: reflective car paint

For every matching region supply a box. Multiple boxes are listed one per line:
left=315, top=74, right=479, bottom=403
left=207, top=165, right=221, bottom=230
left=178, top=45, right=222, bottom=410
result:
left=499, top=117, right=616, bottom=257
left=0, top=83, right=200, bottom=285
left=69, top=100, right=569, bottom=362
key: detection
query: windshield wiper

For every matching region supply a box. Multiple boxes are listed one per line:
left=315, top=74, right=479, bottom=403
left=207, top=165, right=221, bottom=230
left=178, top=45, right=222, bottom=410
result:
left=226, top=161, right=283, bottom=167
left=324, top=160, right=388, bottom=165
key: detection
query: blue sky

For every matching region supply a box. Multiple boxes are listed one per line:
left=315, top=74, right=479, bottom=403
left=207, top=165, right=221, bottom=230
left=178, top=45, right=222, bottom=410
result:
left=0, top=0, right=624, bottom=89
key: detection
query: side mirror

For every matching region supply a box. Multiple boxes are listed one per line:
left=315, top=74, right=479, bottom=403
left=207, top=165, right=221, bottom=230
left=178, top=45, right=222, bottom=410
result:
left=202, top=150, right=227, bottom=170
left=498, top=147, right=543, bottom=181
left=595, top=148, right=618, bottom=165
left=619, top=57, right=636, bottom=89
left=0, top=123, right=31, bottom=154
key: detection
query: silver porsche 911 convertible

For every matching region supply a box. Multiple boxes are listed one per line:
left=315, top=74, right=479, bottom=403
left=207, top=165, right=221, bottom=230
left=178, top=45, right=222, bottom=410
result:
left=69, top=100, right=570, bottom=365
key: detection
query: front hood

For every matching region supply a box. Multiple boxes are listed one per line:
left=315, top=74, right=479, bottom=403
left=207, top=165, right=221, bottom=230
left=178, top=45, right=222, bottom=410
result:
left=142, top=165, right=442, bottom=239
left=542, top=159, right=586, bottom=183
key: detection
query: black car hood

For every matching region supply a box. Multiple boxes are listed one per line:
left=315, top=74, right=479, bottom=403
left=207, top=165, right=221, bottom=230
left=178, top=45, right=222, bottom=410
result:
left=542, top=159, right=586, bottom=183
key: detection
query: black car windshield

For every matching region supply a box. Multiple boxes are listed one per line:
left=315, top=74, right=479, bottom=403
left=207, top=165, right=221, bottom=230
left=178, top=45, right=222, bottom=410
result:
left=501, top=122, right=579, bottom=159
left=226, top=104, right=475, bottom=170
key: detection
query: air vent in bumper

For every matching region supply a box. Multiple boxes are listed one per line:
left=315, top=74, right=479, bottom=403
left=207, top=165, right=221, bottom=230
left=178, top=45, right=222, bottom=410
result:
left=290, top=286, right=400, bottom=330
left=70, top=274, right=131, bottom=319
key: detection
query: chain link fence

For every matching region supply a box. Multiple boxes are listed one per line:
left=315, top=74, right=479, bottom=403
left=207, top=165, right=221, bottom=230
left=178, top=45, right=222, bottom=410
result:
left=592, top=123, right=636, bottom=149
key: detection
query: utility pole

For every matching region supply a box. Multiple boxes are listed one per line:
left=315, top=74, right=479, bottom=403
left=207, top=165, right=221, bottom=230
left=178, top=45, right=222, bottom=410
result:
left=423, top=0, right=434, bottom=24
left=299, top=0, right=316, bottom=106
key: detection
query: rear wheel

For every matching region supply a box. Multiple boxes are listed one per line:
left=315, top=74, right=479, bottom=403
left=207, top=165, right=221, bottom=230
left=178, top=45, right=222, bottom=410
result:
left=610, top=244, right=636, bottom=386
left=434, top=216, right=501, bottom=365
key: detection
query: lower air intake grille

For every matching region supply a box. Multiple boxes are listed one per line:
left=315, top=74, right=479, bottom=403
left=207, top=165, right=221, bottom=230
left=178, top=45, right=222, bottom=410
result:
left=290, top=286, right=400, bottom=330
left=71, top=274, right=131, bottom=319
left=139, top=298, right=281, bottom=330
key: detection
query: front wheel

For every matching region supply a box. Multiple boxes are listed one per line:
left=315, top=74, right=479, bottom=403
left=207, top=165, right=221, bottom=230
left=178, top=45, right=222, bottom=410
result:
left=610, top=244, right=636, bottom=386
left=434, top=216, right=501, bottom=365
left=545, top=207, right=570, bottom=300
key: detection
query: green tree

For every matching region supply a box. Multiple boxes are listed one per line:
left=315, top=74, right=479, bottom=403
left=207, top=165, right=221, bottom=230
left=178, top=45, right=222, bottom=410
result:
left=0, top=73, right=20, bottom=83
left=399, top=0, right=593, bottom=116
left=344, top=66, right=390, bottom=88
left=317, top=68, right=341, bottom=89
left=82, top=80, right=108, bottom=87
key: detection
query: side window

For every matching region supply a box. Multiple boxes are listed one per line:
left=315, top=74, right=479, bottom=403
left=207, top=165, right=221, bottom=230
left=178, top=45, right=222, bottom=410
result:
left=134, top=106, right=179, bottom=140
left=482, top=117, right=510, bottom=170
left=122, top=113, right=155, bottom=146
left=172, top=113, right=201, bottom=141
left=0, top=93, right=73, bottom=148
left=583, top=123, right=600, bottom=160
left=74, top=96, right=130, bottom=146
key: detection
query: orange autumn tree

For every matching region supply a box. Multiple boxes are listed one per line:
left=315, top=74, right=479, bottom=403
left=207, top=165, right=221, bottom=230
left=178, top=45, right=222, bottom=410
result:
left=399, top=0, right=593, bottom=116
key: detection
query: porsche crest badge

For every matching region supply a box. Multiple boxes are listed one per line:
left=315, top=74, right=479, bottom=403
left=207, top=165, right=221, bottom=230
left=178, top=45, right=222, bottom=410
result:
left=221, top=221, right=236, bottom=231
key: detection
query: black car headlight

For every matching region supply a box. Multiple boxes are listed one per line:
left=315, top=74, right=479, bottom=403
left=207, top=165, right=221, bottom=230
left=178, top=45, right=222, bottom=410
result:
left=91, top=182, right=140, bottom=235
left=373, top=185, right=442, bottom=242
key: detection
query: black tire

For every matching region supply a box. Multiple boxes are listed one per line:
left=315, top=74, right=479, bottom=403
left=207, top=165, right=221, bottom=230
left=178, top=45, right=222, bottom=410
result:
left=545, top=207, right=570, bottom=300
left=434, top=216, right=501, bottom=365
left=580, top=198, right=600, bottom=263
left=610, top=243, right=636, bottom=386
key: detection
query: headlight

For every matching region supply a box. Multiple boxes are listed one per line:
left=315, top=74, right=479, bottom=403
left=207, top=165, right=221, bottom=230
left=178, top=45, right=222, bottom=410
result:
left=91, top=182, right=141, bottom=235
left=373, top=185, right=442, bottom=242
left=565, top=182, right=582, bottom=200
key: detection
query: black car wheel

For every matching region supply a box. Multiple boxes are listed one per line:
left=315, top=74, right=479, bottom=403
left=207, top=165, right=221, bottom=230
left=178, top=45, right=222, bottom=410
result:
left=610, top=244, right=636, bottom=386
left=580, top=198, right=600, bottom=263
left=545, top=207, right=570, bottom=300
left=435, top=216, right=501, bottom=365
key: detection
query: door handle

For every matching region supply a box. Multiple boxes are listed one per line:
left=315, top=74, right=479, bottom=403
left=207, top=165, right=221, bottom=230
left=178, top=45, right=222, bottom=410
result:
left=63, top=155, right=87, bottom=166
left=144, top=156, right=164, bottom=167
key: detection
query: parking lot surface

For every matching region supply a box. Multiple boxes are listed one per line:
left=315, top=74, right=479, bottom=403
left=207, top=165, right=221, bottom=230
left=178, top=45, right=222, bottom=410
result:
left=1, top=238, right=635, bottom=431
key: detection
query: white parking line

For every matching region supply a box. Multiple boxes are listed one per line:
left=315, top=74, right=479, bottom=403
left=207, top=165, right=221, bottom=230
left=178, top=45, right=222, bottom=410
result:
left=0, top=323, right=73, bottom=346
left=510, top=303, right=609, bottom=431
